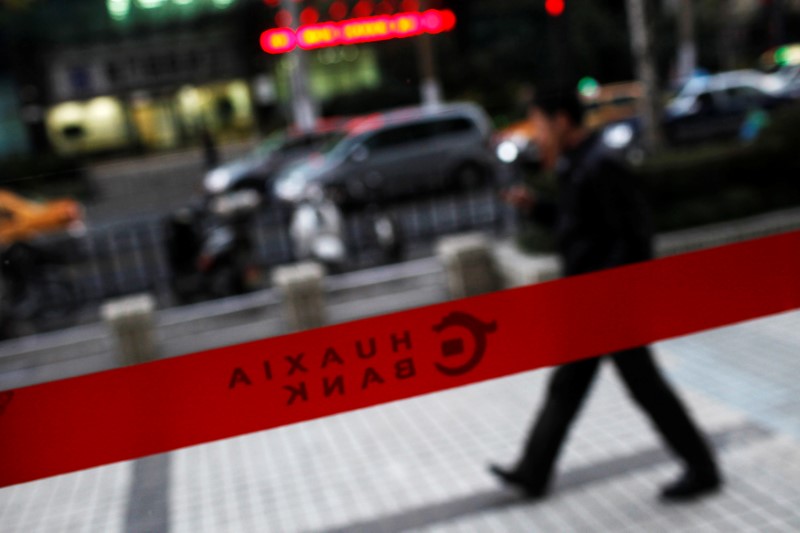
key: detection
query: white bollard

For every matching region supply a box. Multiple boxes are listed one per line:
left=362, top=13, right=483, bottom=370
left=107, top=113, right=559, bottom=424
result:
left=436, top=232, right=500, bottom=299
left=272, top=262, right=326, bottom=332
left=101, top=294, right=157, bottom=366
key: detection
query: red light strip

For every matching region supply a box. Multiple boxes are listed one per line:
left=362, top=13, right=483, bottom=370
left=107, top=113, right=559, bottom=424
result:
left=261, top=9, right=456, bottom=54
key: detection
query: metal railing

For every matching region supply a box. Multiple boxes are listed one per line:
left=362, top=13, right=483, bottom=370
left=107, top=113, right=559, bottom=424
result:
left=9, top=186, right=508, bottom=332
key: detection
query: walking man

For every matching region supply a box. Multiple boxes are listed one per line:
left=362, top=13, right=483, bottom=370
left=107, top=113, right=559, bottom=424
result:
left=491, top=87, right=722, bottom=502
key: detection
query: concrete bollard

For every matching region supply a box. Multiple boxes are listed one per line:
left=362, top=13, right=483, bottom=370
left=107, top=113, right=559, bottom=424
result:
left=436, top=232, right=501, bottom=299
left=101, top=294, right=157, bottom=366
left=272, top=261, right=326, bottom=332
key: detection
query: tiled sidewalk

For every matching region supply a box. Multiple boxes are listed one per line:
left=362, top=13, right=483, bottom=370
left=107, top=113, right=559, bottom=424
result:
left=2, top=311, right=800, bottom=532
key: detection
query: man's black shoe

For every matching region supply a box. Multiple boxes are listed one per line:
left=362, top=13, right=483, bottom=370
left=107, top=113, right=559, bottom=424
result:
left=660, top=469, right=722, bottom=502
left=488, top=464, right=547, bottom=499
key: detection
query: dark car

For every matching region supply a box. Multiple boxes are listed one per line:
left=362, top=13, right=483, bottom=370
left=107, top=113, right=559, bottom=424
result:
left=772, top=64, right=800, bottom=99
left=662, top=71, right=791, bottom=144
left=202, top=120, right=348, bottom=198
left=602, top=72, right=792, bottom=162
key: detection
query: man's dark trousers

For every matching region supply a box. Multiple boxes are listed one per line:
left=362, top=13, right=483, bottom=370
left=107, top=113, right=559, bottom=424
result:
left=514, top=345, right=718, bottom=493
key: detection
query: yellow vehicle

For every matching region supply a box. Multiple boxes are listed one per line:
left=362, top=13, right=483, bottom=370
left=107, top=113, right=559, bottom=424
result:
left=0, top=189, right=83, bottom=246
left=495, top=81, right=642, bottom=168
left=581, top=81, right=642, bottom=128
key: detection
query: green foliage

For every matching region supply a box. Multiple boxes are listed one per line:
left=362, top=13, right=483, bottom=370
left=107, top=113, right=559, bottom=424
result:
left=636, top=104, right=800, bottom=231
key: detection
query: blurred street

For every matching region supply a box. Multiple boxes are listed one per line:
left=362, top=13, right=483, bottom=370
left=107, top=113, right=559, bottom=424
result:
left=82, top=142, right=255, bottom=224
left=2, top=309, right=799, bottom=532
left=3, top=1, right=800, bottom=531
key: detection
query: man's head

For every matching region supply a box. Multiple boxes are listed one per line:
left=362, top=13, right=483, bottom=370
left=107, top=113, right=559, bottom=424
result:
left=530, top=87, right=587, bottom=153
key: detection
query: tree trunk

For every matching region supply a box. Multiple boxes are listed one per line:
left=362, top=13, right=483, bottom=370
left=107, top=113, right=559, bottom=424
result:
left=626, top=0, right=663, bottom=152
left=717, top=0, right=738, bottom=71
left=676, top=0, right=697, bottom=83
left=282, top=0, right=317, bottom=133
left=416, top=33, right=443, bottom=107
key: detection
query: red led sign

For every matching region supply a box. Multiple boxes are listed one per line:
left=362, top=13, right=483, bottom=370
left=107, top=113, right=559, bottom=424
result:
left=545, top=0, right=565, bottom=17
left=261, top=9, right=456, bottom=54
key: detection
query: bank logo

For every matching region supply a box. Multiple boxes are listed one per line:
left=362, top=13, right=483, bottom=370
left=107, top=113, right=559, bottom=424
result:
left=226, top=311, right=498, bottom=404
left=433, top=312, right=498, bottom=376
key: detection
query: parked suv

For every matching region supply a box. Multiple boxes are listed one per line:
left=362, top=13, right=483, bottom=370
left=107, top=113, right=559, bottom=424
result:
left=203, top=119, right=348, bottom=198
left=272, top=103, right=496, bottom=206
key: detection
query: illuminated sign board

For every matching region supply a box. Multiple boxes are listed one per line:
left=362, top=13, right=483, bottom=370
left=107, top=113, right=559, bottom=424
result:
left=261, top=9, right=456, bottom=54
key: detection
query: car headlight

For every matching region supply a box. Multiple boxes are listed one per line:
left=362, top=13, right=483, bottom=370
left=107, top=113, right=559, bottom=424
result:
left=204, top=169, right=232, bottom=194
left=496, top=140, right=520, bottom=163
left=603, top=123, right=634, bottom=149
left=275, top=172, right=307, bottom=203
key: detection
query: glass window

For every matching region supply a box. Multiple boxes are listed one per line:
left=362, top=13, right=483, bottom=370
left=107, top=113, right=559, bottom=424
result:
left=435, top=117, right=476, bottom=134
left=364, top=123, right=431, bottom=150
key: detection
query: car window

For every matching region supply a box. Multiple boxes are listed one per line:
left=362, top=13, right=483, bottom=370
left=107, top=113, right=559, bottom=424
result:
left=725, top=86, right=764, bottom=107
left=309, top=132, right=341, bottom=148
left=363, top=128, right=405, bottom=151
left=252, top=132, right=287, bottom=157
left=435, top=117, right=477, bottom=134
left=321, top=132, right=358, bottom=158
left=695, top=92, right=716, bottom=114
left=364, top=122, right=437, bottom=151
left=281, top=135, right=317, bottom=152
left=405, top=122, right=441, bottom=142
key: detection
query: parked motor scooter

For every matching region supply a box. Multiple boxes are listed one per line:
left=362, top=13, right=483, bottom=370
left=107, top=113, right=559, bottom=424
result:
left=289, top=186, right=347, bottom=272
left=165, top=190, right=260, bottom=303
left=365, top=203, right=404, bottom=264
left=164, top=205, right=203, bottom=303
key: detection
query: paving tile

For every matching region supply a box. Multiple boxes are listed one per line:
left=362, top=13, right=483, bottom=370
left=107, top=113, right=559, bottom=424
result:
left=0, top=463, right=130, bottom=533
left=3, top=311, right=800, bottom=532
left=164, top=349, right=793, bottom=532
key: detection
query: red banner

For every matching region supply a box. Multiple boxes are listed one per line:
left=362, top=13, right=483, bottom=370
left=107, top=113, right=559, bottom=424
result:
left=1, top=231, right=799, bottom=488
